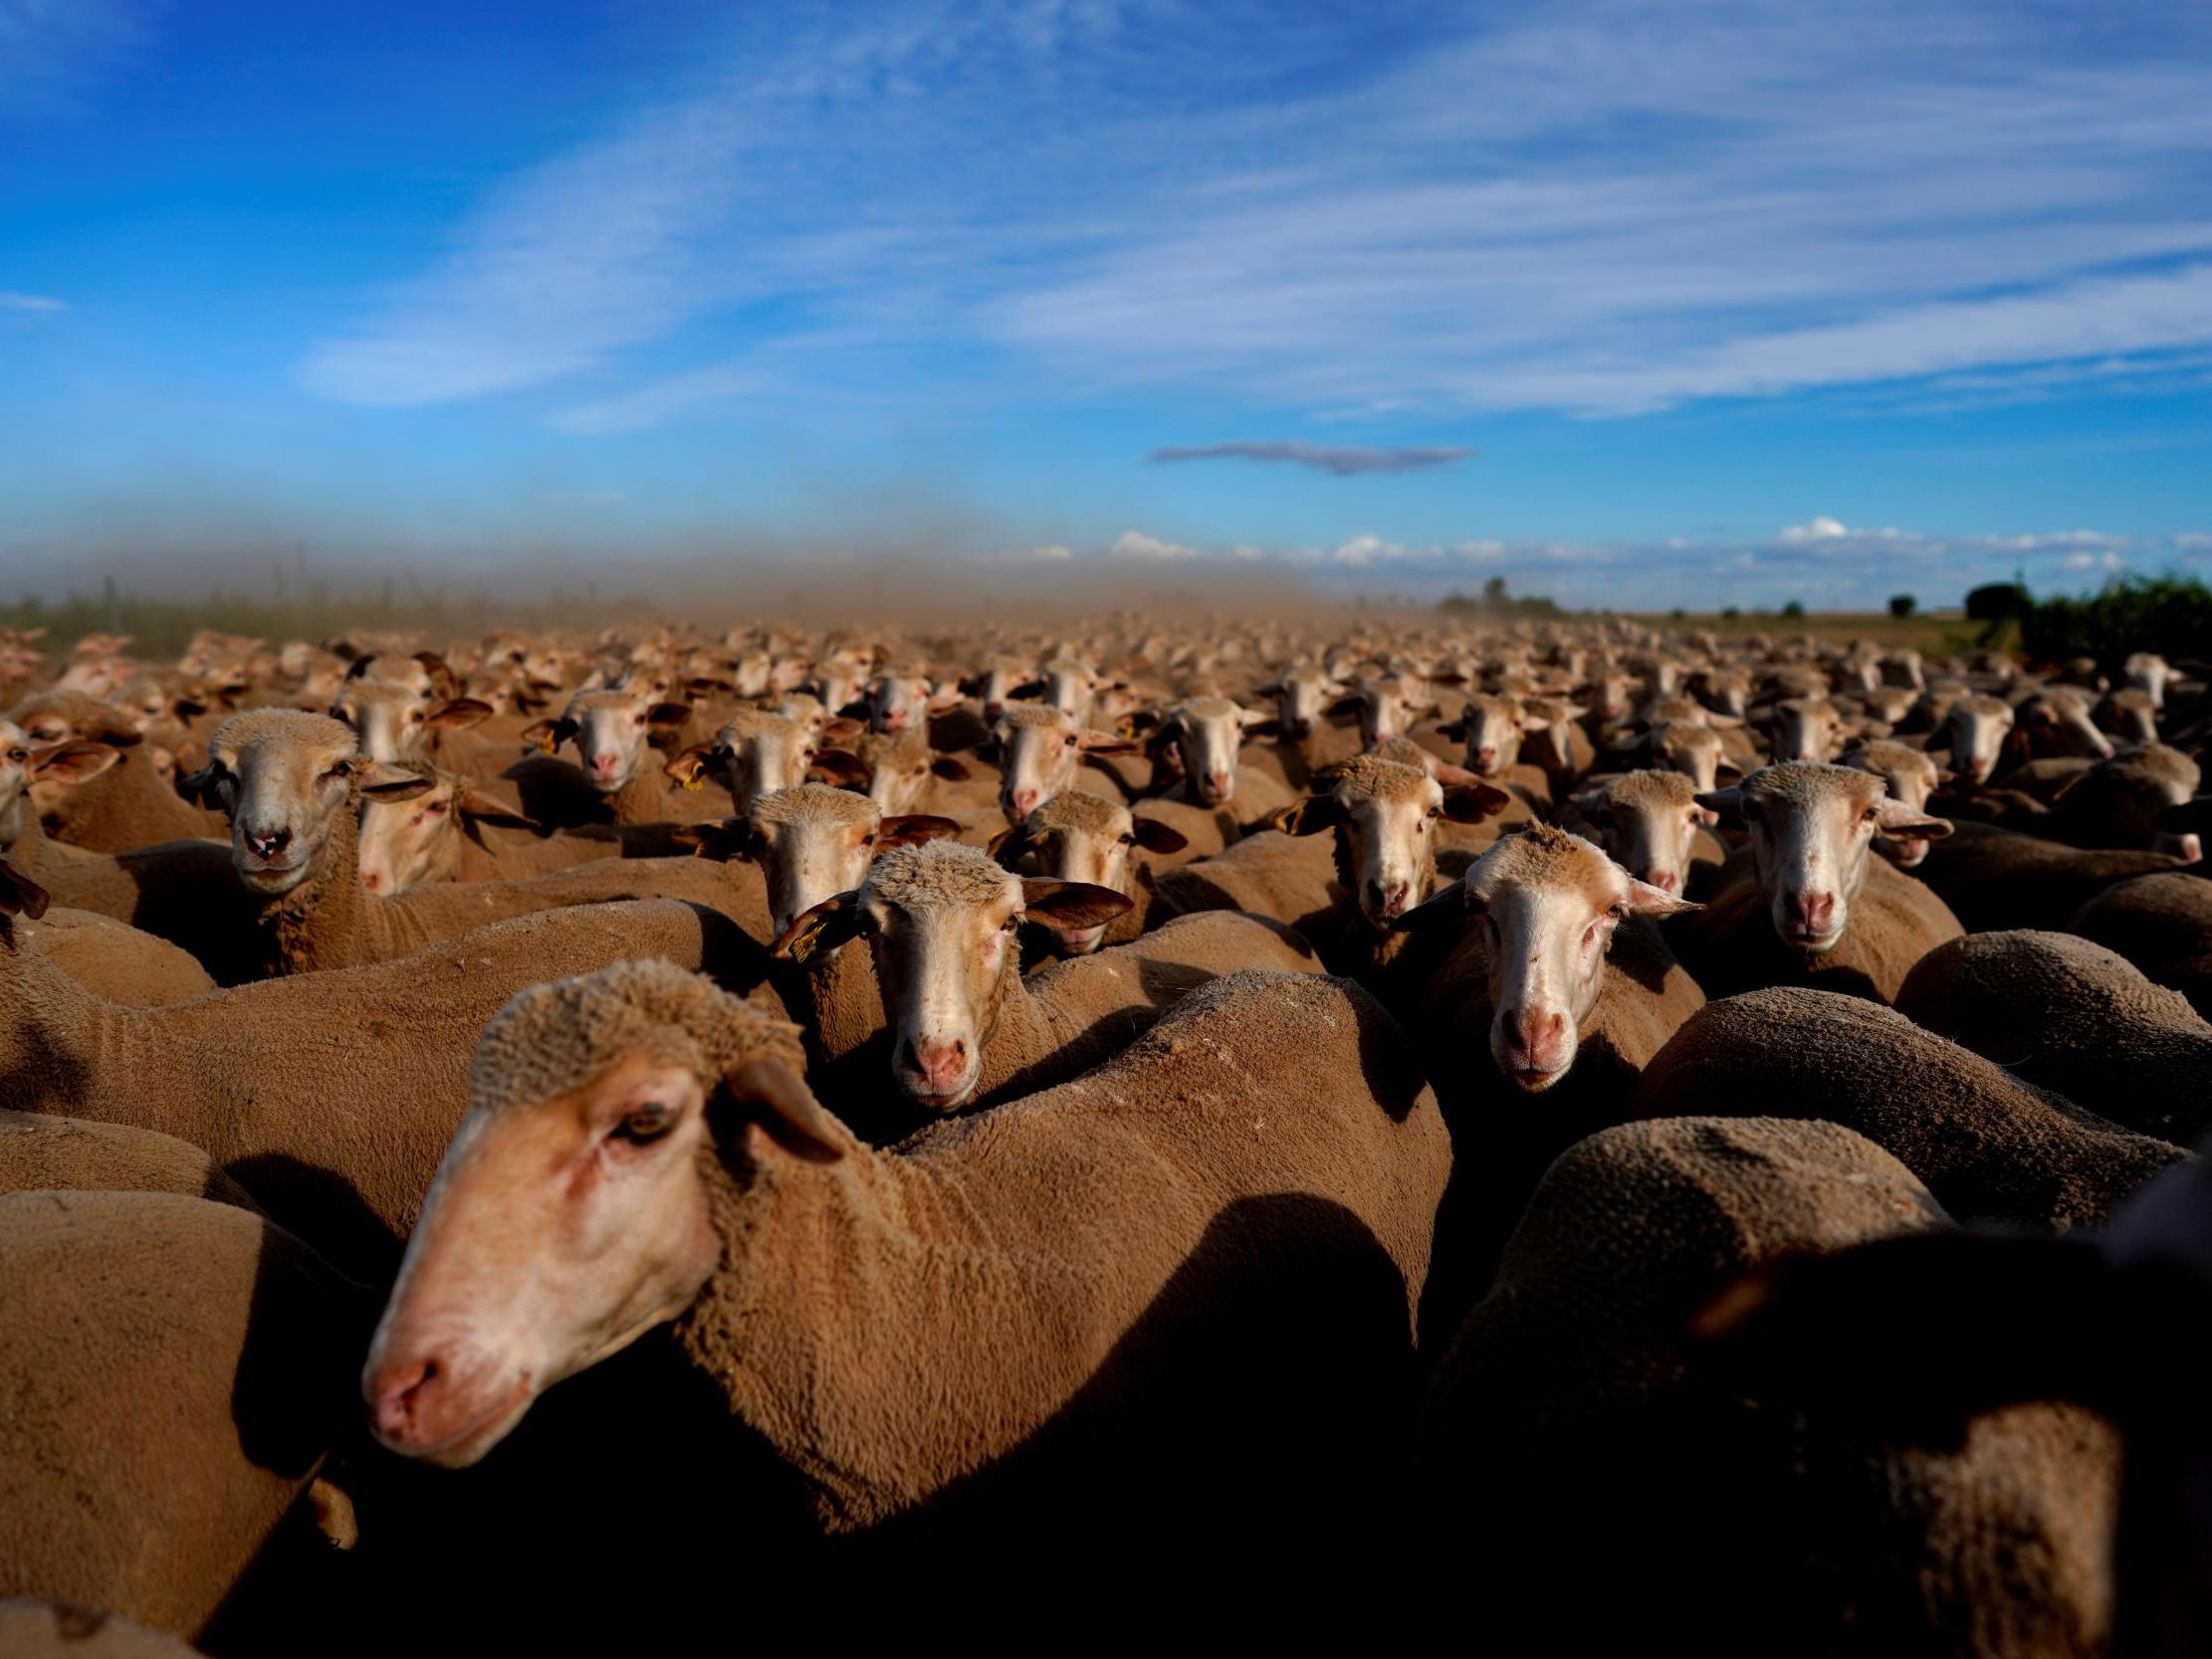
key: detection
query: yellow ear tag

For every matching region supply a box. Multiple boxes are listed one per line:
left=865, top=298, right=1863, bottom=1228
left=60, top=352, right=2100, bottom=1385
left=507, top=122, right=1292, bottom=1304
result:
left=682, top=770, right=704, bottom=793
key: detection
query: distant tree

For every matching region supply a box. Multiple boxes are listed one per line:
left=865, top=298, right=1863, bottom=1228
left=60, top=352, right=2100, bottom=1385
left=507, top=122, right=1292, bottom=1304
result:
left=1888, top=593, right=1916, bottom=618
left=1720, top=605, right=1741, bottom=620
left=1668, top=607, right=1686, bottom=620
left=1964, top=582, right=2030, bottom=624
left=1437, top=591, right=1480, bottom=616
left=1482, top=575, right=1510, bottom=610
left=1781, top=599, right=1806, bottom=619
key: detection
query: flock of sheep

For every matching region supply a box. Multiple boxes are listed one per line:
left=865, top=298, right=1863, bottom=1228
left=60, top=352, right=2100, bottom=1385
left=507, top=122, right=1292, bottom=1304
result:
left=0, top=615, right=2207, bottom=1655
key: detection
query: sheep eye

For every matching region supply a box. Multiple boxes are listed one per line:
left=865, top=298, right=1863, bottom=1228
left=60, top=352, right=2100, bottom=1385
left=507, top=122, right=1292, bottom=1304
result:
left=1861, top=806, right=1880, bottom=824
left=861, top=831, right=877, bottom=845
left=1063, top=734, right=1078, bottom=747
left=1001, top=914, right=1021, bottom=933
left=320, top=764, right=349, bottom=784
left=611, top=1103, right=675, bottom=1143
left=7, top=748, right=25, bottom=762
left=425, top=801, right=449, bottom=817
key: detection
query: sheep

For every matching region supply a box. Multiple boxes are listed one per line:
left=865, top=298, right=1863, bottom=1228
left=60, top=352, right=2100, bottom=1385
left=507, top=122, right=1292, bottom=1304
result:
left=0, top=888, right=214, bottom=1005
left=989, top=703, right=1138, bottom=823
left=1839, top=737, right=1946, bottom=868
left=1417, top=1115, right=2116, bottom=1655
left=0, top=859, right=763, bottom=1280
left=1765, top=695, right=1854, bottom=763
left=666, top=706, right=867, bottom=817
left=325, top=674, right=493, bottom=765
left=183, top=710, right=774, bottom=975
left=2017, top=683, right=2116, bottom=761
left=354, top=766, right=639, bottom=895
left=864, top=667, right=943, bottom=734
left=5, top=692, right=225, bottom=851
left=1328, top=670, right=1440, bottom=747
left=0, top=1112, right=258, bottom=1208
left=1896, top=931, right=2212, bottom=1144
left=1562, top=768, right=1722, bottom=898
left=773, top=839, right=1317, bottom=1113
left=987, top=788, right=1192, bottom=953
left=518, top=684, right=702, bottom=823
left=1694, top=1125, right=2212, bottom=1657
left=1679, top=762, right=1960, bottom=1005
left=835, top=726, right=976, bottom=818
left=363, top=961, right=1449, bottom=1556
left=1126, top=695, right=1290, bottom=816
left=1631, top=986, right=2182, bottom=1229
left=1260, top=754, right=1509, bottom=963
left=1936, top=693, right=2017, bottom=786
left=2097, top=685, right=2161, bottom=746
left=1912, top=822, right=2192, bottom=933
left=1439, top=693, right=1550, bottom=781
left=2125, top=649, right=2175, bottom=709
left=0, top=1190, right=367, bottom=1642
left=2071, top=873, right=2212, bottom=1019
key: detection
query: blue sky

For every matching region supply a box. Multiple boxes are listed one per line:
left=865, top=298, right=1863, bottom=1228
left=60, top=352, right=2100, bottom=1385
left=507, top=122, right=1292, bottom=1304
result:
left=3, top=0, right=2210, bottom=608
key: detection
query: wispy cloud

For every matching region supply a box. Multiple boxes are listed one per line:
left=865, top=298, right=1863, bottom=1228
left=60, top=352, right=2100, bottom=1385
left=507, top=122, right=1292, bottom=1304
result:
left=0, top=291, right=66, bottom=312
left=299, top=1, right=2212, bottom=431
left=1, top=0, right=151, bottom=116
left=1150, top=441, right=1472, bottom=476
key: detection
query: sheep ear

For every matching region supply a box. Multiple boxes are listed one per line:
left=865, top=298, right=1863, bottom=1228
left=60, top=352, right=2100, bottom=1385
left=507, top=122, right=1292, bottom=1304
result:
left=426, top=698, right=494, bottom=731
left=358, top=764, right=435, bottom=804
left=930, top=755, right=972, bottom=781
left=808, top=748, right=872, bottom=788
left=413, top=651, right=460, bottom=698
left=0, top=859, right=53, bottom=920
left=1873, top=799, right=1953, bottom=841
left=646, top=701, right=693, bottom=732
left=176, top=761, right=229, bottom=808
left=1268, top=795, right=1346, bottom=838
left=1130, top=816, right=1188, bottom=855
left=670, top=820, right=763, bottom=864
left=1391, top=878, right=1472, bottom=933
left=1240, top=716, right=1282, bottom=739
left=29, top=740, right=121, bottom=787
left=1622, top=878, right=1700, bottom=918
left=1555, top=703, right=1589, bottom=722
left=172, top=696, right=208, bottom=721
left=772, top=891, right=865, bottom=963
left=1116, top=711, right=1161, bottom=736
left=1695, top=785, right=1746, bottom=822
left=1429, top=672, right=1469, bottom=688
left=1567, top=788, right=1609, bottom=820
left=988, top=824, right=1033, bottom=866
left=879, top=815, right=962, bottom=850
left=2158, top=797, right=2210, bottom=833
left=1325, top=695, right=1363, bottom=719
left=521, top=718, right=572, bottom=754
left=820, top=716, right=867, bottom=743
left=1076, top=730, right=1139, bottom=755
left=1019, top=878, right=1135, bottom=929
left=1705, top=711, right=1743, bottom=729
left=457, top=789, right=539, bottom=832
left=1442, top=782, right=1512, bottom=823
left=1007, top=678, right=1047, bottom=701
left=665, top=744, right=720, bottom=789
left=725, top=1057, right=845, bottom=1164
left=1714, top=759, right=1744, bottom=784
left=1436, top=719, right=1466, bottom=740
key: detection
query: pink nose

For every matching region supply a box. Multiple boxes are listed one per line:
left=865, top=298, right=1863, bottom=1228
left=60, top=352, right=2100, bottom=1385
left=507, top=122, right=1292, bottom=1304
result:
left=882, top=709, right=909, bottom=731
left=909, top=1038, right=970, bottom=1099
left=1203, top=770, right=1232, bottom=800
left=365, top=1356, right=440, bottom=1450
left=361, top=870, right=385, bottom=894
left=1474, top=746, right=1497, bottom=772
left=1503, top=1008, right=1568, bottom=1074
left=588, top=751, right=621, bottom=778
left=1007, top=788, right=1040, bottom=821
left=1785, top=891, right=1837, bottom=935
left=1369, top=879, right=1411, bottom=919
left=1644, top=868, right=1678, bottom=894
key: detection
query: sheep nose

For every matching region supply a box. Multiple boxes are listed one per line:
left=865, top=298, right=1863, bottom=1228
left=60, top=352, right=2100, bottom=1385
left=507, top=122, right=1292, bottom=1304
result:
left=1504, top=1007, right=1568, bottom=1070
left=1785, top=891, right=1837, bottom=934
left=361, top=869, right=385, bottom=894
left=1368, top=879, right=1411, bottom=919
left=588, top=750, right=621, bottom=778
left=906, top=1038, right=970, bottom=1099
left=365, top=1356, right=439, bottom=1449
left=1645, top=868, right=1678, bottom=894
left=1474, top=746, right=1498, bottom=771
left=244, top=827, right=291, bottom=860
left=1203, top=770, right=1233, bottom=801
left=881, top=710, right=908, bottom=732
left=1006, top=787, right=1040, bottom=821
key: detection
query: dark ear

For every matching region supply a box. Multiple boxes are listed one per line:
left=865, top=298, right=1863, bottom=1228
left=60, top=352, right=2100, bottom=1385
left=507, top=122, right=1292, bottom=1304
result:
left=1692, top=1231, right=2118, bottom=1433
left=1019, top=878, right=1136, bottom=929
left=665, top=743, right=723, bottom=789
left=1325, top=695, right=1363, bottom=719
left=1714, top=759, right=1744, bottom=784
left=646, top=701, right=693, bottom=731
left=457, top=789, right=540, bottom=832
left=878, top=814, right=962, bottom=850
left=413, top=651, right=459, bottom=699
left=343, top=654, right=375, bottom=681
left=522, top=717, right=576, bottom=754
left=1429, top=672, right=1469, bottom=688
left=29, top=740, right=122, bottom=787
left=176, top=760, right=231, bottom=808
left=820, top=716, right=867, bottom=743
left=972, top=734, right=1002, bottom=765
left=172, top=696, right=208, bottom=721
left=1117, top=710, right=1161, bottom=736
left=724, top=1057, right=846, bottom=1164
left=426, top=698, right=495, bottom=731
left=1241, top=717, right=1282, bottom=739
left=930, top=755, right=972, bottom=781
left=357, top=763, right=435, bottom=804
left=807, top=748, right=872, bottom=787
left=1007, top=678, right=1047, bottom=701
left=1391, top=878, right=1473, bottom=933
left=1129, top=816, right=1189, bottom=855
left=1695, top=785, right=1746, bottom=823
left=771, top=891, right=865, bottom=962
left=957, top=674, right=984, bottom=697
left=988, top=824, right=1034, bottom=866
left=0, top=859, right=53, bottom=920
left=1268, top=795, right=1348, bottom=838
left=1437, top=719, right=1467, bottom=740
left=670, top=820, right=764, bottom=863
left=2158, top=797, right=2210, bottom=833
left=1442, top=781, right=1512, bottom=823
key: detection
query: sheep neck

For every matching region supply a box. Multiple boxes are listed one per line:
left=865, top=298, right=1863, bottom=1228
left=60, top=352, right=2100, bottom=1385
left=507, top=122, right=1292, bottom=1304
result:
left=0, top=931, right=157, bottom=1119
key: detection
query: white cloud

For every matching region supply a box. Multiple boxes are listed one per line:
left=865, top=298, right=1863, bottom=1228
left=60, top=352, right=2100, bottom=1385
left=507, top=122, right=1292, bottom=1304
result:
left=2174, top=531, right=2212, bottom=549
left=2060, top=549, right=2128, bottom=572
left=1778, top=516, right=1850, bottom=542
left=0, top=291, right=65, bottom=312
left=1030, top=542, right=1072, bottom=560
left=1108, top=530, right=1199, bottom=560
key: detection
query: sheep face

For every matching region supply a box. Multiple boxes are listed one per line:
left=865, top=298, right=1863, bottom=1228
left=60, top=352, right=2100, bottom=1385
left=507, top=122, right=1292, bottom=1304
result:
left=357, top=774, right=459, bottom=895
left=751, top=787, right=887, bottom=937
left=2019, top=687, right=2115, bottom=761
left=524, top=688, right=668, bottom=794
left=365, top=1053, right=723, bottom=1467
left=1941, top=697, right=2016, bottom=786
left=994, top=794, right=1185, bottom=955
left=868, top=674, right=936, bottom=736
left=193, top=711, right=430, bottom=896
left=848, top=729, right=961, bottom=817
left=1700, top=763, right=1951, bottom=954
left=709, top=715, right=818, bottom=815
left=1339, top=676, right=1428, bottom=747
left=1279, top=759, right=1506, bottom=929
left=1258, top=666, right=1335, bottom=741
left=1767, top=698, right=1849, bottom=765
left=995, top=707, right=1134, bottom=823
left=1570, top=771, right=1712, bottom=896
left=1437, top=826, right=1694, bottom=1091
left=2125, top=652, right=2172, bottom=711
left=1651, top=722, right=1732, bottom=795
left=1164, top=700, right=1261, bottom=807
left=2098, top=689, right=2160, bottom=747
left=1041, top=657, right=1102, bottom=726
left=1453, top=696, right=1542, bottom=777
left=1840, top=742, right=1945, bottom=868
left=328, top=678, right=421, bottom=762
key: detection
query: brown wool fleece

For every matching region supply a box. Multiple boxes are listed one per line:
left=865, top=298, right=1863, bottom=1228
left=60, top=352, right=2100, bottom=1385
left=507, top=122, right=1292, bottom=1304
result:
left=0, top=1111, right=259, bottom=1208
left=2071, top=873, right=2212, bottom=1020
left=1898, top=931, right=2212, bottom=1144
left=0, top=898, right=760, bottom=1281
left=1630, top=986, right=2183, bottom=1230
left=0, top=1191, right=368, bottom=1640
left=0, top=905, right=215, bottom=1005
left=1680, top=849, right=1963, bottom=1005
left=1418, top=1116, right=2115, bottom=1656
left=1914, top=821, right=2187, bottom=933
left=667, top=968, right=1449, bottom=1532
left=0, top=1600, right=206, bottom=1658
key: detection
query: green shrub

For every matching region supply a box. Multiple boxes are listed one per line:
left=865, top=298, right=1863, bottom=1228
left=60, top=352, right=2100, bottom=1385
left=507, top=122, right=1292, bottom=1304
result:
left=2022, top=574, right=2212, bottom=671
